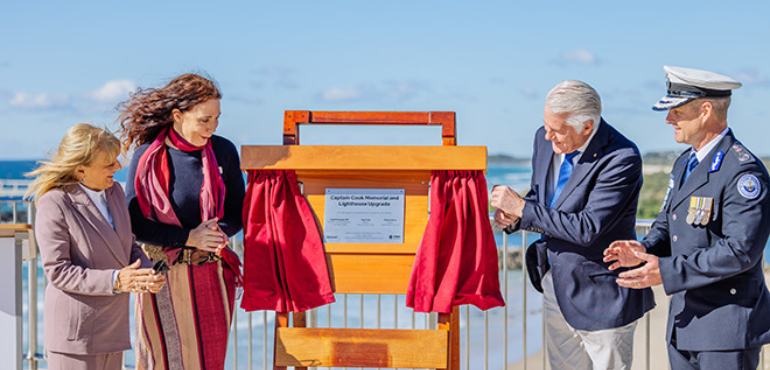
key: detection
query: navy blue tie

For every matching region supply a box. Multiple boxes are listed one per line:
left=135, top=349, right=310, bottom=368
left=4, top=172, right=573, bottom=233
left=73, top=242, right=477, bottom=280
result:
left=682, top=152, right=698, bottom=185
left=550, top=151, right=580, bottom=207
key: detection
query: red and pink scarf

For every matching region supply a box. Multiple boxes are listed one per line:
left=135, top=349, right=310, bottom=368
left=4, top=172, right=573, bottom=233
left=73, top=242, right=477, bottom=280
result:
left=135, top=127, right=241, bottom=283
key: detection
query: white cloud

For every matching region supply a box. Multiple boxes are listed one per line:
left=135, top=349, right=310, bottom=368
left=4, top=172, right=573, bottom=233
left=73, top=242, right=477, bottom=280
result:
left=318, top=81, right=428, bottom=103
left=320, top=87, right=365, bottom=102
left=384, top=80, right=428, bottom=101
left=557, top=49, right=600, bottom=66
left=520, top=87, right=539, bottom=100
left=6, top=78, right=136, bottom=112
left=10, top=92, right=69, bottom=109
left=90, top=79, right=136, bottom=102
left=734, top=68, right=770, bottom=88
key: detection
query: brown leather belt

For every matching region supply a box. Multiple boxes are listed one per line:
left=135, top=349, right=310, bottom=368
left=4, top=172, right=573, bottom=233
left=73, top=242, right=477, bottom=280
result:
left=141, top=243, right=222, bottom=267
left=178, top=248, right=222, bottom=266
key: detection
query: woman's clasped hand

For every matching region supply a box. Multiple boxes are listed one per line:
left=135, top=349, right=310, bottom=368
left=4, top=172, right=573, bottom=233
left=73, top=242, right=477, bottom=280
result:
left=115, top=259, right=166, bottom=293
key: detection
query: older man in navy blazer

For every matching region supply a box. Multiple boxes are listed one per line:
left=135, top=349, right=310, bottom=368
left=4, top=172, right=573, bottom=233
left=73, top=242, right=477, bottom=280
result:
left=492, top=80, right=654, bottom=370
left=604, top=66, right=770, bottom=370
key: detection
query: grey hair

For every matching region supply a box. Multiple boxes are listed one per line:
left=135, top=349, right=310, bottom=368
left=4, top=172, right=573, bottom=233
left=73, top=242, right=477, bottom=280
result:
left=545, top=80, right=602, bottom=133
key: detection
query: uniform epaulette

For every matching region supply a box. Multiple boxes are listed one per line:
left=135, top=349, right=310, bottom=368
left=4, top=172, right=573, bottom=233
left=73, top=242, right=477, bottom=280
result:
left=731, top=143, right=756, bottom=164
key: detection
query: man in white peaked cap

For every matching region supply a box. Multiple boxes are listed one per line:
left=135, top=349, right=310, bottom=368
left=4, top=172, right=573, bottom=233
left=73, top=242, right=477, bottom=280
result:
left=604, top=66, right=770, bottom=370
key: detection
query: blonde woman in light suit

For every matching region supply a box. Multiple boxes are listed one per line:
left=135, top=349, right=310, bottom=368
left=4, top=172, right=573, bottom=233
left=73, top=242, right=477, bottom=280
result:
left=27, top=123, right=165, bottom=370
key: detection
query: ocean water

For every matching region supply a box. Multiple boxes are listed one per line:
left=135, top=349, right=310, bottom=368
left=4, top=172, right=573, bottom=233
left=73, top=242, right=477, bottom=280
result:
left=0, top=160, right=39, bottom=180
left=0, top=159, right=129, bottom=182
left=486, top=163, right=533, bottom=193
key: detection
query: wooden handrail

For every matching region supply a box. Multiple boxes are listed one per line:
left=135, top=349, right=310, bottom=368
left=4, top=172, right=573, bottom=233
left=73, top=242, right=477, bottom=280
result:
left=0, top=224, right=32, bottom=238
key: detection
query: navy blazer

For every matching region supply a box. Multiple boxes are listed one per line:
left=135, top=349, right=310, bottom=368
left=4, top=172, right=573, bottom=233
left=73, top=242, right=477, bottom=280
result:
left=643, top=130, right=770, bottom=351
left=510, top=119, right=655, bottom=331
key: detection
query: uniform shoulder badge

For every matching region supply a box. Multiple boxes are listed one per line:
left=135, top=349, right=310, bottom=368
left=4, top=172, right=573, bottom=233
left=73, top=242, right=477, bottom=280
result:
left=737, top=174, right=761, bottom=199
left=732, top=144, right=755, bottom=164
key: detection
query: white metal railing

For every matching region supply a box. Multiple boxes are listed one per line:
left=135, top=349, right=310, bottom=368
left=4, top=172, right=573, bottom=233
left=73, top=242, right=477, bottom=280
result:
left=0, top=180, right=31, bottom=200
left=6, top=201, right=768, bottom=370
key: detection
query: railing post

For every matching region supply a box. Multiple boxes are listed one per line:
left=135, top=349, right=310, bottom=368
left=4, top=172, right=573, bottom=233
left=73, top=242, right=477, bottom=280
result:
left=247, top=312, right=253, bottom=370
left=263, top=311, right=268, bottom=370
left=0, top=226, right=26, bottom=370
left=27, top=233, right=38, bottom=370
left=502, top=231, right=508, bottom=370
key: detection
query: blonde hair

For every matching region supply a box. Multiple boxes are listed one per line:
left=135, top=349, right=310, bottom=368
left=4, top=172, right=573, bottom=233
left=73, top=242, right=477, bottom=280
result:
left=25, top=123, right=121, bottom=202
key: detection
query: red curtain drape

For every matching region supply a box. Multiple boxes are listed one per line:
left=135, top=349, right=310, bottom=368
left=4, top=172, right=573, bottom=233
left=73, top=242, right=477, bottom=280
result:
left=241, top=170, right=336, bottom=312
left=406, top=170, right=505, bottom=313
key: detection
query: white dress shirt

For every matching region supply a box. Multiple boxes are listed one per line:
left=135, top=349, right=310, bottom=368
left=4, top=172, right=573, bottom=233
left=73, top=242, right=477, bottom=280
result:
left=689, top=127, right=730, bottom=163
left=549, top=120, right=602, bottom=198
left=78, top=184, right=114, bottom=228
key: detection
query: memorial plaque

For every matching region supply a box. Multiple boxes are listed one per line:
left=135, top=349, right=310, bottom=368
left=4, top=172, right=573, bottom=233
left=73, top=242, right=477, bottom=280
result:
left=324, top=188, right=405, bottom=243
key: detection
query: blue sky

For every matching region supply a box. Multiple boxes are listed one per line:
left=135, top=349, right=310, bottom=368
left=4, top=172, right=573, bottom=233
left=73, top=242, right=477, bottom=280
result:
left=2, top=1, right=769, bottom=160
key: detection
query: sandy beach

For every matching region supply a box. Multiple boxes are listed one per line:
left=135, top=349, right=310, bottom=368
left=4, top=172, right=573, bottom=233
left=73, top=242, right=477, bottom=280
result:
left=642, top=164, right=674, bottom=175
left=503, top=271, right=770, bottom=370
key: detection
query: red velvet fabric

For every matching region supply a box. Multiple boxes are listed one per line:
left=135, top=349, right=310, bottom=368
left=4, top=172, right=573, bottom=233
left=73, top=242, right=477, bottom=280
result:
left=406, top=170, right=505, bottom=313
left=241, top=170, right=336, bottom=312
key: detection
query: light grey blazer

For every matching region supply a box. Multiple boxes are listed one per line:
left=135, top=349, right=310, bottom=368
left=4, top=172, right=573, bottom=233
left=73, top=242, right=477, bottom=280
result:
left=35, top=182, right=150, bottom=355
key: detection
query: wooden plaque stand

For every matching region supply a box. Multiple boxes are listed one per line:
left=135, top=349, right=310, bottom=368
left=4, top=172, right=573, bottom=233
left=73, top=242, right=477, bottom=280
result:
left=241, top=111, right=487, bottom=369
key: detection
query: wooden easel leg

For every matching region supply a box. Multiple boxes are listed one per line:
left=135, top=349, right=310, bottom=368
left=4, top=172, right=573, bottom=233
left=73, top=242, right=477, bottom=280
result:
left=449, top=307, right=460, bottom=370
left=438, top=306, right=461, bottom=370
left=293, top=311, right=307, bottom=370
left=274, top=312, right=289, bottom=370
left=274, top=311, right=309, bottom=370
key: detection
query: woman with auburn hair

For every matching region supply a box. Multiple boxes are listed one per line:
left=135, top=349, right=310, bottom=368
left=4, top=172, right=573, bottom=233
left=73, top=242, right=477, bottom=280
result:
left=118, top=73, right=245, bottom=370
left=28, top=123, right=164, bottom=370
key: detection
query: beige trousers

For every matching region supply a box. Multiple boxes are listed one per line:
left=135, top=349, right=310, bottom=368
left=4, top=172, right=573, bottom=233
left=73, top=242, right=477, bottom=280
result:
left=542, top=272, right=638, bottom=370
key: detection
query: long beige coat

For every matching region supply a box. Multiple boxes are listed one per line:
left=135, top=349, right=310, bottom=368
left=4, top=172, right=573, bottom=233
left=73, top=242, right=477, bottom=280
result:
left=35, top=183, right=150, bottom=355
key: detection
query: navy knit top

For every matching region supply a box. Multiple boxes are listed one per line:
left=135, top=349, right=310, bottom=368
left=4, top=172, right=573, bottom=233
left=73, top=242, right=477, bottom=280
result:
left=125, top=134, right=245, bottom=247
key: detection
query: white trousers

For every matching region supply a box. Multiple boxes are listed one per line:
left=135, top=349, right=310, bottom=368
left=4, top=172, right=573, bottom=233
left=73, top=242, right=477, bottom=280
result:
left=542, top=272, right=637, bottom=370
